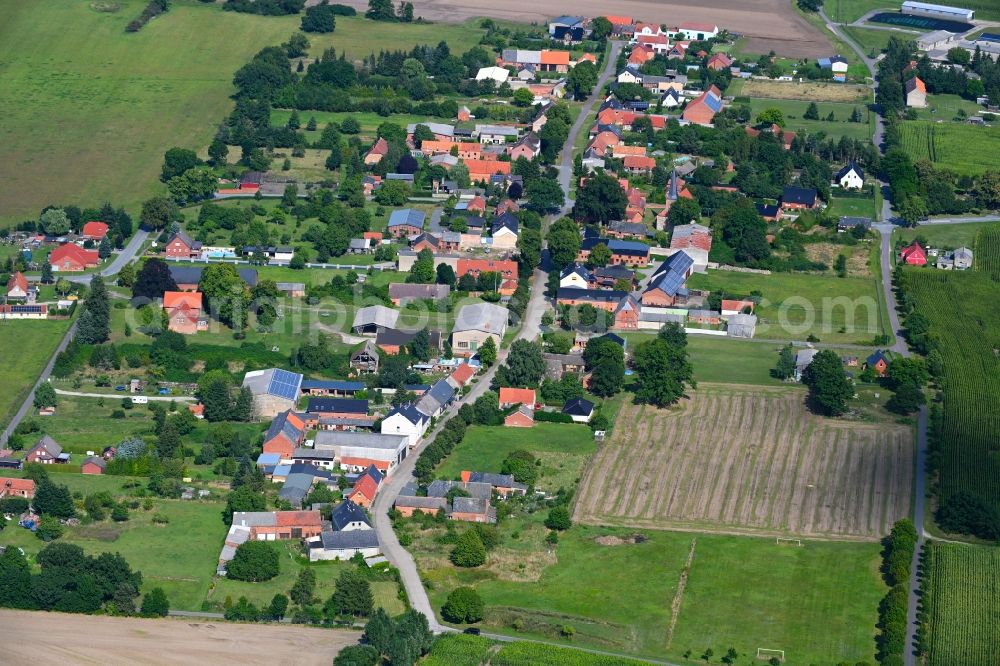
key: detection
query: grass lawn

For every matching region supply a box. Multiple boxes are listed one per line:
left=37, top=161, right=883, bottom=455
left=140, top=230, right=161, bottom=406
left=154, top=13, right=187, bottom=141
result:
left=434, top=423, right=596, bottom=494
left=0, top=1, right=494, bottom=227
left=898, top=221, right=998, bottom=249
left=843, top=25, right=914, bottom=55
left=686, top=270, right=885, bottom=344
left=621, top=334, right=787, bottom=386
left=829, top=194, right=878, bottom=219
left=0, top=491, right=228, bottom=612
left=209, top=541, right=406, bottom=616
left=899, top=121, right=1000, bottom=177
left=912, top=93, right=989, bottom=122
left=25, top=397, right=156, bottom=456
left=738, top=97, right=874, bottom=141
left=0, top=318, right=73, bottom=428
left=416, top=525, right=883, bottom=663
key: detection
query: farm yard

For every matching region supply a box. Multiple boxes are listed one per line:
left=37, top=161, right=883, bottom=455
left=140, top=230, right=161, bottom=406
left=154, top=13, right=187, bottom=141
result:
left=899, top=121, right=1000, bottom=177
left=573, top=385, right=914, bottom=539
left=922, top=542, right=1000, bottom=666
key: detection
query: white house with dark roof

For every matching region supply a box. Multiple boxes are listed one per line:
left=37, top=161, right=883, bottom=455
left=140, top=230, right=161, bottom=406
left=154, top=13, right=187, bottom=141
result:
left=380, top=404, right=429, bottom=447
left=308, top=530, right=380, bottom=561
left=835, top=162, right=865, bottom=189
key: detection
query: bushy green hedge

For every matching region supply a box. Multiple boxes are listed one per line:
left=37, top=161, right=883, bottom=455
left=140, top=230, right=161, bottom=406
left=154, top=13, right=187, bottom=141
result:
left=534, top=411, right=573, bottom=424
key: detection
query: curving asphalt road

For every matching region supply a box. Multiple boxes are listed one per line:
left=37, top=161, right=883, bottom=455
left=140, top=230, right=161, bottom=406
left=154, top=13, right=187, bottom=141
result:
left=822, top=12, right=994, bottom=664
left=1, top=227, right=150, bottom=447
left=370, top=42, right=623, bottom=639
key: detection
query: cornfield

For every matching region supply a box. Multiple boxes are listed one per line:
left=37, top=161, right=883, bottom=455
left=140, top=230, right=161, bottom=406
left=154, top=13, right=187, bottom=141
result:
left=923, top=542, right=1000, bottom=666
left=973, top=223, right=1000, bottom=274
left=905, top=269, right=1000, bottom=510
left=422, top=635, right=495, bottom=666
left=899, top=122, right=934, bottom=164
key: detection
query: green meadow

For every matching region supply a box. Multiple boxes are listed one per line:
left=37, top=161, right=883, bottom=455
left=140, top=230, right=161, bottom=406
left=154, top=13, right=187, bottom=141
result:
left=0, top=1, right=490, bottom=227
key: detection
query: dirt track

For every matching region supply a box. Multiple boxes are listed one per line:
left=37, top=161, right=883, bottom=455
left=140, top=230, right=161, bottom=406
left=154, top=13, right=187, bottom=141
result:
left=332, top=0, right=832, bottom=57
left=0, top=610, right=360, bottom=665
left=574, top=384, right=914, bottom=540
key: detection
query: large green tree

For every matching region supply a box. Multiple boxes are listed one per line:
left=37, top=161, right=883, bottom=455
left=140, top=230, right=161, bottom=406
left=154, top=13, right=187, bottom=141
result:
left=547, top=217, right=582, bottom=270
left=327, top=569, right=374, bottom=617
left=441, top=586, right=484, bottom=623
left=633, top=336, right=695, bottom=407
left=574, top=172, right=627, bottom=225
left=226, top=541, right=280, bottom=582
left=801, top=349, right=853, bottom=416
left=132, top=258, right=178, bottom=300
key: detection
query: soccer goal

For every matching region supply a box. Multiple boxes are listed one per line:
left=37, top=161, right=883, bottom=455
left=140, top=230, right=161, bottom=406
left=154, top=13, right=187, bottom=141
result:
left=756, top=647, right=785, bottom=662
left=775, top=537, right=803, bottom=547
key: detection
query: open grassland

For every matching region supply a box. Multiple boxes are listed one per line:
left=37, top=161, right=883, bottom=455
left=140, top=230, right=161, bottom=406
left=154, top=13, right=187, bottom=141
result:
left=0, top=318, right=72, bottom=428
left=414, top=525, right=882, bottom=663
left=686, top=270, right=886, bottom=344
left=0, top=1, right=488, bottom=227
left=733, top=79, right=870, bottom=103
left=0, top=490, right=227, bottom=610
left=0, top=610, right=359, bottom=666
left=621, top=333, right=788, bottom=386
left=923, top=542, right=1000, bottom=666
left=843, top=25, right=914, bottom=55
left=904, top=268, right=1000, bottom=514
left=899, top=121, right=1000, bottom=176
left=434, top=423, right=597, bottom=494
left=738, top=97, right=874, bottom=141
left=898, top=220, right=999, bottom=250
left=574, top=386, right=914, bottom=539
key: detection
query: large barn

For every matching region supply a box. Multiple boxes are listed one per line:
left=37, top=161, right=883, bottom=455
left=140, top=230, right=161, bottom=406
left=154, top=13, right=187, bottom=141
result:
left=242, top=368, right=303, bottom=419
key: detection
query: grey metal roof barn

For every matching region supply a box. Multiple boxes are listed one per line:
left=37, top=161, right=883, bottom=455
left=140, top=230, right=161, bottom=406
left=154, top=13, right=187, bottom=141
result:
left=352, top=305, right=399, bottom=333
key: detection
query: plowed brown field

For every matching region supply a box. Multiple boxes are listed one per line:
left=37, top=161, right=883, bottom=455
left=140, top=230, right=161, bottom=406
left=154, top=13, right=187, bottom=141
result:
left=574, top=384, right=913, bottom=540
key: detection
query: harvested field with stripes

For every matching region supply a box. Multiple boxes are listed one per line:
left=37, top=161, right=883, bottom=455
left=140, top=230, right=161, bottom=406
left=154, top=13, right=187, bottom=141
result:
left=574, top=384, right=913, bottom=540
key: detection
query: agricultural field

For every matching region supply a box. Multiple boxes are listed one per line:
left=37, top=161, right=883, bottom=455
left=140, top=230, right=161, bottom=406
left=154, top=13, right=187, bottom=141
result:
left=737, top=97, right=874, bottom=141
left=973, top=222, right=1000, bottom=272
left=922, top=542, right=1000, bottom=666
left=731, top=79, right=870, bottom=103
left=0, top=318, right=73, bottom=428
left=415, top=525, right=883, bottom=663
left=685, top=270, right=887, bottom=344
left=899, top=121, right=1000, bottom=176
left=574, top=386, right=914, bottom=539
left=903, top=268, right=1000, bottom=514
left=0, top=1, right=492, bottom=227
left=897, top=220, right=998, bottom=251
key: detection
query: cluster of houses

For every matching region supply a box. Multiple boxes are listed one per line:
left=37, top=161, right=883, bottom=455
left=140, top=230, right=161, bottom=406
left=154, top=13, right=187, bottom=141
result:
left=388, top=204, right=522, bottom=269
left=10, top=222, right=109, bottom=273
left=555, top=222, right=757, bottom=338
left=548, top=15, right=719, bottom=44
left=218, top=502, right=383, bottom=571
left=11, top=434, right=111, bottom=475
left=394, top=470, right=529, bottom=524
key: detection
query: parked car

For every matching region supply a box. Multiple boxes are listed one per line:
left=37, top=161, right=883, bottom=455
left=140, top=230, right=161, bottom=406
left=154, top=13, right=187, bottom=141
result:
left=114, top=386, right=126, bottom=391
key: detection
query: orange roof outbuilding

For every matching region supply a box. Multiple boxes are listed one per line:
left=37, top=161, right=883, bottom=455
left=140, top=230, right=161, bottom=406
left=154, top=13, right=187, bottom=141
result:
left=499, top=387, right=536, bottom=406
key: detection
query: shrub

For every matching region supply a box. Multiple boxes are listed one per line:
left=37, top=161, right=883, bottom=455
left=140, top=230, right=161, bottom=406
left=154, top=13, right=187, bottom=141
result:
left=449, top=529, right=486, bottom=567
left=226, top=541, right=280, bottom=582
left=441, top=586, right=484, bottom=623
left=544, top=506, right=572, bottom=531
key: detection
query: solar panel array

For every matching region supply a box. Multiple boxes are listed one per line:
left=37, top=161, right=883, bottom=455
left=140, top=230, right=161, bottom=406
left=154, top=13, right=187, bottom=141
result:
left=5, top=305, right=44, bottom=314
left=267, top=368, right=302, bottom=401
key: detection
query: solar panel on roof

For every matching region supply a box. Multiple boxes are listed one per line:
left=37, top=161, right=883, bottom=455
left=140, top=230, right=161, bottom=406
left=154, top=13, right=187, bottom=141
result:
left=267, top=368, right=302, bottom=401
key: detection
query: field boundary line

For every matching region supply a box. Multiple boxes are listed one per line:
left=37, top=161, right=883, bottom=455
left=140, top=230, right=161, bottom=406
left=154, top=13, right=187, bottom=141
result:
left=572, top=517, right=884, bottom=543
left=665, top=537, right=697, bottom=649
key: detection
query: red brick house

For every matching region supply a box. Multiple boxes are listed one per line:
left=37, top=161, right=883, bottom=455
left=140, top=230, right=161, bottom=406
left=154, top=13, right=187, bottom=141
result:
left=706, top=53, right=733, bottom=71
left=82, top=221, right=109, bottom=241
left=780, top=186, right=818, bottom=211
left=364, top=137, right=389, bottom=166
left=504, top=406, right=535, bottom=428
left=899, top=241, right=927, bottom=266
left=0, top=477, right=35, bottom=499
left=25, top=435, right=67, bottom=464
left=81, top=456, right=106, bottom=475
left=6, top=272, right=29, bottom=301
left=623, top=155, right=656, bottom=175
left=262, top=411, right=306, bottom=459
left=613, top=295, right=641, bottom=330
left=49, top=244, right=99, bottom=272
left=866, top=350, right=892, bottom=377
left=348, top=474, right=379, bottom=508
left=164, top=231, right=202, bottom=259
left=235, top=511, right=323, bottom=540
